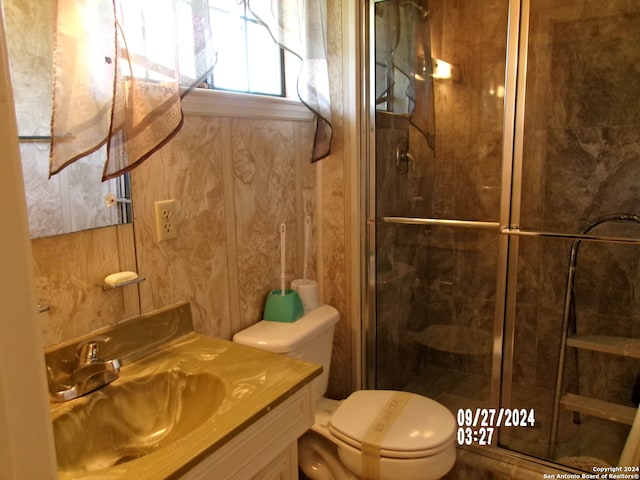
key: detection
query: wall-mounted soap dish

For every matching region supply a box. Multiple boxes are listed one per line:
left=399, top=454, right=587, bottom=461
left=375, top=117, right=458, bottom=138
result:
left=102, top=271, right=145, bottom=290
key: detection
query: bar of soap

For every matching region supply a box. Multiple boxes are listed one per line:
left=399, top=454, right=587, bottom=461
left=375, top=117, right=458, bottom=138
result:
left=104, top=271, right=138, bottom=286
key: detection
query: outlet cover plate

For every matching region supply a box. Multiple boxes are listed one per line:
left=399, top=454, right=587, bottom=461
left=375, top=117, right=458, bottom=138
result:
left=154, top=199, right=177, bottom=241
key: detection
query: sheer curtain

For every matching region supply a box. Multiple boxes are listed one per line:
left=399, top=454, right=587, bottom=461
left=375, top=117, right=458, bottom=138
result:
left=50, top=0, right=216, bottom=181
left=247, top=0, right=332, bottom=161
left=50, top=0, right=332, bottom=181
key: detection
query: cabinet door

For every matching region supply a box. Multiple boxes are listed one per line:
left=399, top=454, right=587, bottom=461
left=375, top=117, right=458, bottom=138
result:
left=251, top=443, right=298, bottom=480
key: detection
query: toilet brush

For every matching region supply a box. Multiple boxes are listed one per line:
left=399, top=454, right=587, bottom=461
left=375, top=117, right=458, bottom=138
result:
left=280, top=223, right=286, bottom=295
left=264, top=223, right=303, bottom=322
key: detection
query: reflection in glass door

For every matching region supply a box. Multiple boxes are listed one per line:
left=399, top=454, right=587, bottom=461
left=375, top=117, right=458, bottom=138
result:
left=368, top=0, right=640, bottom=470
left=370, top=0, right=507, bottom=441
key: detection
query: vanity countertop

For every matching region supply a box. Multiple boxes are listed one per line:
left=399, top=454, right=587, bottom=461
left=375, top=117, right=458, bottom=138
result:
left=48, top=303, right=321, bottom=479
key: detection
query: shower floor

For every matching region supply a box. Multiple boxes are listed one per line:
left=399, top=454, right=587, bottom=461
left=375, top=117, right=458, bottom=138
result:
left=404, top=365, right=630, bottom=468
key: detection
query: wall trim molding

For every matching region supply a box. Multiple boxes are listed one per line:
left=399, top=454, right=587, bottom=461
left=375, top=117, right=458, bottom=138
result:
left=182, top=89, right=315, bottom=122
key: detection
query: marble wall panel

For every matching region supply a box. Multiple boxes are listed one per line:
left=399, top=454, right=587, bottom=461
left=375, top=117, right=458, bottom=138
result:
left=320, top=148, right=350, bottom=399
left=318, top=0, right=351, bottom=399
left=512, top=303, right=539, bottom=388
left=548, top=14, right=640, bottom=129
left=230, top=118, right=302, bottom=327
left=131, top=115, right=230, bottom=339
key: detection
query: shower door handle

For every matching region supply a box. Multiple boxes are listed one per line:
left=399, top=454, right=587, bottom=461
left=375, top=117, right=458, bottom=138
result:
left=383, top=217, right=500, bottom=230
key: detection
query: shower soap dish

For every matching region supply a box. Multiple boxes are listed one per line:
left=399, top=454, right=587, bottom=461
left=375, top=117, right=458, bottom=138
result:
left=263, top=289, right=304, bottom=323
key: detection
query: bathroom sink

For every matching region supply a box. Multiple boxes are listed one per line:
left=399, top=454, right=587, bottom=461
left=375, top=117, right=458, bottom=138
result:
left=47, top=302, right=321, bottom=479
left=52, top=370, right=226, bottom=472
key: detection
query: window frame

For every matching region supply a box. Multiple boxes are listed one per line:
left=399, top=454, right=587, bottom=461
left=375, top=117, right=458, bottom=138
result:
left=180, top=3, right=309, bottom=121
left=205, top=1, right=285, bottom=97
left=181, top=88, right=314, bottom=121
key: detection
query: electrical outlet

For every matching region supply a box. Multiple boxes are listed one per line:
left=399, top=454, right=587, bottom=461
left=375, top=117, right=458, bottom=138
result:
left=154, top=199, right=178, bottom=241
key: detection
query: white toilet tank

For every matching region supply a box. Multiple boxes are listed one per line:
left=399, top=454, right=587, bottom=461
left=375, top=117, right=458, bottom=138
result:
left=232, top=304, right=339, bottom=399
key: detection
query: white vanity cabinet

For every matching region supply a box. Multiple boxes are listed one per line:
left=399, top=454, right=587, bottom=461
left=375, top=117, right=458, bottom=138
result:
left=181, top=384, right=314, bottom=480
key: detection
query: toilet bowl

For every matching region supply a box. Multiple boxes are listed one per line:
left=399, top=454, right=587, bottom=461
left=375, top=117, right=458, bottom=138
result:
left=232, top=304, right=456, bottom=480
left=302, top=392, right=456, bottom=480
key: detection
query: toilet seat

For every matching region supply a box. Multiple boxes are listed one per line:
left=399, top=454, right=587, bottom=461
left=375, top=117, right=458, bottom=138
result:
left=328, top=390, right=456, bottom=459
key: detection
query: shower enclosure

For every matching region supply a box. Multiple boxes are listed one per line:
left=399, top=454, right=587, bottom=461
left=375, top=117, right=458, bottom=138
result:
left=366, top=0, right=640, bottom=470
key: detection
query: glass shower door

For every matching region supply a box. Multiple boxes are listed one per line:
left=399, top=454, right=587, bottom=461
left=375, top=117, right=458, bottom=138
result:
left=502, top=0, right=640, bottom=467
left=369, top=0, right=640, bottom=471
left=370, top=0, right=510, bottom=418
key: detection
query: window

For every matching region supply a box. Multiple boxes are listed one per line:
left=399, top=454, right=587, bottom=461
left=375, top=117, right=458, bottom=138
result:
left=176, top=1, right=312, bottom=120
left=204, top=1, right=285, bottom=96
left=124, top=0, right=288, bottom=97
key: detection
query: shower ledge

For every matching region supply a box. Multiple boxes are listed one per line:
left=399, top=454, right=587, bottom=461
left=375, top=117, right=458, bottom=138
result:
left=567, top=335, right=640, bottom=359
left=560, top=394, right=635, bottom=425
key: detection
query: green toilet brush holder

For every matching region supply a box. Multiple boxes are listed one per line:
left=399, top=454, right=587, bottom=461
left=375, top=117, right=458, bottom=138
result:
left=264, top=289, right=304, bottom=323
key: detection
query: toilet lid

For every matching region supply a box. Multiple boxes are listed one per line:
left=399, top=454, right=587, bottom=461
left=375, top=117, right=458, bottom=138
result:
left=328, top=390, right=455, bottom=459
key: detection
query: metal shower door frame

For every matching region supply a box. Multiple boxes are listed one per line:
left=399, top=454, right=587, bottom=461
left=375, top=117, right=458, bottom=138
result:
left=362, top=0, right=529, bottom=430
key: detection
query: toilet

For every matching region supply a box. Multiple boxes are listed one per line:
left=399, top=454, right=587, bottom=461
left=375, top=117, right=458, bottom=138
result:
left=232, top=304, right=456, bottom=480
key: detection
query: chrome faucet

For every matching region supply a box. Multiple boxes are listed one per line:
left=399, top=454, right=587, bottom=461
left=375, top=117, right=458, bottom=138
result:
left=76, top=340, right=100, bottom=368
left=49, top=339, right=122, bottom=402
